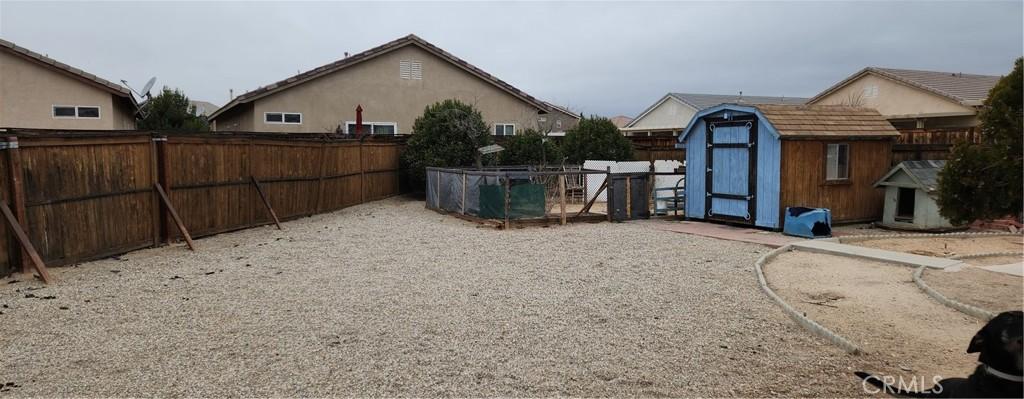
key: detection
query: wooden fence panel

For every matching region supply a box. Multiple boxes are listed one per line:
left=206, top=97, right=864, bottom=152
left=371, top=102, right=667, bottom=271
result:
left=250, top=140, right=322, bottom=220
left=319, top=143, right=363, bottom=212
left=17, top=135, right=157, bottom=266
left=0, top=141, right=12, bottom=275
left=165, top=137, right=254, bottom=238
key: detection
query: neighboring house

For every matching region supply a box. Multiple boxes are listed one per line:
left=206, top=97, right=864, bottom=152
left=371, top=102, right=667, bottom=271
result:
left=609, top=115, right=633, bottom=129
left=622, top=93, right=807, bottom=137
left=676, top=104, right=899, bottom=229
left=874, top=160, right=962, bottom=231
left=807, top=67, right=1001, bottom=130
left=540, top=102, right=581, bottom=136
left=189, top=100, right=220, bottom=117
left=209, top=34, right=578, bottom=135
left=0, top=38, right=136, bottom=130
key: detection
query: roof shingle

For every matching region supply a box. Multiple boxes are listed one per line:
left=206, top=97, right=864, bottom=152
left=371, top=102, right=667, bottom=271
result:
left=754, top=104, right=900, bottom=137
left=809, top=67, right=1001, bottom=106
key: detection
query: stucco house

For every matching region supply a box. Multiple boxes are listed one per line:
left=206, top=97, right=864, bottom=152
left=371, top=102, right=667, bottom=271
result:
left=806, top=67, right=1001, bottom=130
left=622, top=93, right=807, bottom=137
left=209, top=34, right=579, bottom=135
left=0, top=38, right=137, bottom=130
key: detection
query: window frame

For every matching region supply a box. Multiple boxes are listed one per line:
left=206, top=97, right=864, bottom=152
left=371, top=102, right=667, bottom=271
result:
left=494, top=123, right=516, bottom=136
left=344, top=121, right=399, bottom=136
left=399, top=60, right=422, bottom=80
left=824, top=142, right=850, bottom=183
left=264, top=112, right=302, bottom=125
left=52, top=105, right=101, bottom=119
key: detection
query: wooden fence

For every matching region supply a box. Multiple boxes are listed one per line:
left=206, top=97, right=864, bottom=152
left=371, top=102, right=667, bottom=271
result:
left=0, top=130, right=404, bottom=277
left=892, top=127, right=981, bottom=164
left=627, top=136, right=684, bottom=163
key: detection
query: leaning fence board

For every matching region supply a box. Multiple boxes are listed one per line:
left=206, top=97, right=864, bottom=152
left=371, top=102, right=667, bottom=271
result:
left=154, top=183, right=195, bottom=251
left=0, top=201, right=52, bottom=284
left=251, top=177, right=282, bottom=230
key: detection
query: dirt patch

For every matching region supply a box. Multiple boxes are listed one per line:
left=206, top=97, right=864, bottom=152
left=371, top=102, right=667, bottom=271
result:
left=922, top=267, right=1024, bottom=313
left=767, top=250, right=985, bottom=385
left=848, top=235, right=1022, bottom=258
left=963, top=255, right=1023, bottom=267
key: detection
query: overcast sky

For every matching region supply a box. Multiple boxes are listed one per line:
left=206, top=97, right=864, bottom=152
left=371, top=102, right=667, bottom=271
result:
left=1, top=1, right=1021, bottom=117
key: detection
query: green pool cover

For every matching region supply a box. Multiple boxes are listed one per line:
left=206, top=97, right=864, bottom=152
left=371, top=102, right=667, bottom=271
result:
left=478, top=183, right=546, bottom=219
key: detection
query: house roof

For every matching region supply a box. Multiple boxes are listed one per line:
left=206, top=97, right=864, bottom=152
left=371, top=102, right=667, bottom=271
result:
left=0, top=37, right=132, bottom=98
left=209, top=34, right=556, bottom=120
left=669, top=92, right=808, bottom=110
left=808, top=67, right=1001, bottom=107
left=874, top=160, right=946, bottom=192
left=626, top=92, right=808, bottom=129
left=609, top=115, right=633, bottom=128
left=543, top=102, right=581, bottom=120
left=755, top=104, right=901, bottom=137
left=679, top=103, right=900, bottom=142
left=189, top=100, right=220, bottom=117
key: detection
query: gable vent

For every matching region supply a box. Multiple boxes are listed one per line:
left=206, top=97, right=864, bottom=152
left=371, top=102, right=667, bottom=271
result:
left=400, top=60, right=422, bottom=80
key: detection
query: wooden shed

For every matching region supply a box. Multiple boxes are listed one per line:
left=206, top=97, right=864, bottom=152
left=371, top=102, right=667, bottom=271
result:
left=676, top=104, right=899, bottom=229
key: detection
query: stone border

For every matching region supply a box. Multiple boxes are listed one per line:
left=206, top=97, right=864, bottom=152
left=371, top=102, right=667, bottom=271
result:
left=754, top=245, right=865, bottom=355
left=830, top=231, right=1021, bottom=244
left=949, top=251, right=1021, bottom=260
left=912, top=266, right=996, bottom=321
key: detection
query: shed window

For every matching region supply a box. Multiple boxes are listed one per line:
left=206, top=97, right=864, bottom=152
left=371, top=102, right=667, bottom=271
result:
left=896, top=187, right=915, bottom=221
left=494, top=123, right=515, bottom=136
left=265, top=112, right=301, bottom=124
left=826, top=143, right=849, bottom=180
left=346, top=121, right=397, bottom=135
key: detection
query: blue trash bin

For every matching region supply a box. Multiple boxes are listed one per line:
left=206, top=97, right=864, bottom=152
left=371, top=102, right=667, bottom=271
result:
left=783, top=207, right=832, bottom=238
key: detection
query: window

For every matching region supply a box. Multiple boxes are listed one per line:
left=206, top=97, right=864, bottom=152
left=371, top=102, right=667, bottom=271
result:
left=825, top=143, right=849, bottom=181
left=53, top=105, right=100, bottom=119
left=896, top=187, right=916, bottom=221
left=265, top=112, right=301, bottom=124
left=345, top=121, right=397, bottom=135
left=494, top=123, right=515, bottom=136
left=862, top=85, right=879, bottom=99
left=77, top=106, right=100, bottom=118
left=53, top=106, right=76, bottom=118
left=399, top=60, right=422, bottom=80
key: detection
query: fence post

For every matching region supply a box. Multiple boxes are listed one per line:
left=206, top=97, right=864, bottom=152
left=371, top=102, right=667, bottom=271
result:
left=4, top=137, right=29, bottom=273
left=558, top=174, right=566, bottom=225
left=149, top=136, right=164, bottom=247
left=156, top=135, right=174, bottom=243
left=359, top=142, right=367, bottom=203
left=315, top=141, right=328, bottom=214
left=605, top=166, right=612, bottom=222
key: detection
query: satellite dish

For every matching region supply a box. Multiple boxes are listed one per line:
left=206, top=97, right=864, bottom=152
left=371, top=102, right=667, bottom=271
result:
left=140, top=77, right=156, bottom=96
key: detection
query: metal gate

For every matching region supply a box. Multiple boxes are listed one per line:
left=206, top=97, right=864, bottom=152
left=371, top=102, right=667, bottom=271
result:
left=607, top=173, right=650, bottom=221
left=705, top=117, right=757, bottom=224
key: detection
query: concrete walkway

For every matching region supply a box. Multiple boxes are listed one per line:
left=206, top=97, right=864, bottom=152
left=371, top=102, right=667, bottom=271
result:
left=977, top=262, right=1024, bottom=277
left=657, top=221, right=802, bottom=248
left=790, top=240, right=963, bottom=269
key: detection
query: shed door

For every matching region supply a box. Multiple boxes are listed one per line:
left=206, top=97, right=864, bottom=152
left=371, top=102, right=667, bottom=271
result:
left=705, top=118, right=757, bottom=224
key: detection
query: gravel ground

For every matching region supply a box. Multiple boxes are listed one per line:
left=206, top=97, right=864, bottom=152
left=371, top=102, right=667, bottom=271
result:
left=1, top=197, right=858, bottom=397
left=921, top=267, right=1024, bottom=313
left=768, top=251, right=984, bottom=385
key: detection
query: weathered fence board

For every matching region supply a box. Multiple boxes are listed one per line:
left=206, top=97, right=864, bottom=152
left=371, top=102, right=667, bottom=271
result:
left=0, top=130, right=405, bottom=276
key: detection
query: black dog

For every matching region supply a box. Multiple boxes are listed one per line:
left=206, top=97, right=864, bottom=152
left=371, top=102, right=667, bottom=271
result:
left=856, top=310, right=1023, bottom=398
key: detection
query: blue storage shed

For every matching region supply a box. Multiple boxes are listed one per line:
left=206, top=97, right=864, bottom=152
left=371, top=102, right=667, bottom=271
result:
left=676, top=104, right=899, bottom=229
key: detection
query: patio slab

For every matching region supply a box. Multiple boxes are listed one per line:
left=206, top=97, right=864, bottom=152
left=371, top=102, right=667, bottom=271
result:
left=657, top=221, right=802, bottom=248
left=790, top=240, right=963, bottom=269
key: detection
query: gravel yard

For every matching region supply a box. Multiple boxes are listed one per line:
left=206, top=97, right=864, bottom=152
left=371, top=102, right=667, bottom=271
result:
left=921, top=267, right=1024, bottom=312
left=847, top=235, right=1022, bottom=258
left=0, top=197, right=861, bottom=397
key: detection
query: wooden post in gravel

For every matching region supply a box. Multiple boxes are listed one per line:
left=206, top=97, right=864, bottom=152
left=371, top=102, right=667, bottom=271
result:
left=558, top=174, right=566, bottom=225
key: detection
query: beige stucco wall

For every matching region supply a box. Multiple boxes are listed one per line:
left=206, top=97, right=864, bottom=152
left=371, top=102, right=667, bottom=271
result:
left=623, top=97, right=695, bottom=136
left=0, top=49, right=135, bottom=130
left=220, top=45, right=550, bottom=134
left=811, top=74, right=978, bottom=127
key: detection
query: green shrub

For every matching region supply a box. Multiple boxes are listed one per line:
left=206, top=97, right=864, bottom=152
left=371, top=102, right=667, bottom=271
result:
left=498, top=129, right=564, bottom=166
left=137, top=87, right=210, bottom=131
left=937, top=58, right=1023, bottom=224
left=400, top=99, right=493, bottom=190
left=561, top=116, right=633, bottom=164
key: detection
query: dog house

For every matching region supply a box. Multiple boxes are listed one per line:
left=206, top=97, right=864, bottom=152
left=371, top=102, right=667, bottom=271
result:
left=676, top=104, right=899, bottom=229
left=873, top=160, right=963, bottom=231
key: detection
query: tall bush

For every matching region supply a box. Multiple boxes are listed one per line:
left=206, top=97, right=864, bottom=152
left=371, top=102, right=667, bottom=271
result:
left=137, top=87, right=210, bottom=131
left=561, top=116, right=633, bottom=164
left=937, top=58, right=1023, bottom=224
left=498, top=129, right=564, bottom=166
left=400, top=99, right=493, bottom=190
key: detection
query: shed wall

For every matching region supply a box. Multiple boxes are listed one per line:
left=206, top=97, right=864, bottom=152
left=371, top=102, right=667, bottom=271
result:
left=779, top=139, right=892, bottom=223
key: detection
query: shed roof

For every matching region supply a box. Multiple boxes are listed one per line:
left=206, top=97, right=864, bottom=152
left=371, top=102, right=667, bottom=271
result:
left=874, top=160, right=946, bottom=192
left=755, top=104, right=901, bottom=137
left=210, top=34, right=556, bottom=120
left=0, top=38, right=132, bottom=98
left=808, top=67, right=1001, bottom=107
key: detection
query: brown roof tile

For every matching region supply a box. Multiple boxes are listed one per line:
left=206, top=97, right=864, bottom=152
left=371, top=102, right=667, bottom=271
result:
left=754, top=104, right=900, bottom=138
